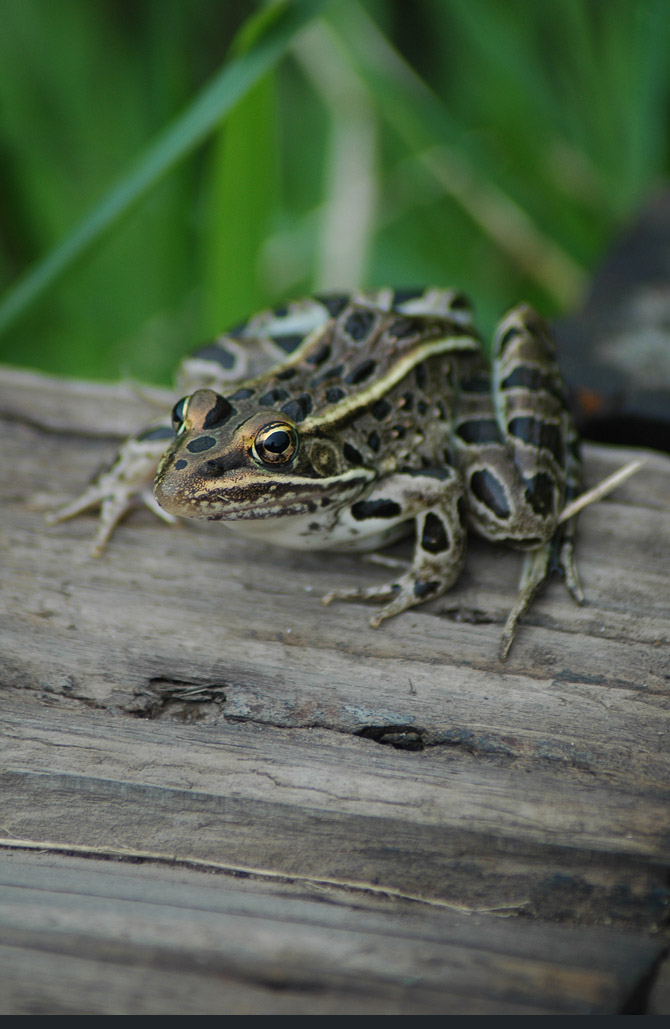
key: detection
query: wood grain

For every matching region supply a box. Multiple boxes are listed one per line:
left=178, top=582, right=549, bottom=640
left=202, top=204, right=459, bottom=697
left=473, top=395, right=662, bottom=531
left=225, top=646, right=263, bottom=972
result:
left=0, top=849, right=660, bottom=1016
left=1, top=365, right=669, bottom=1014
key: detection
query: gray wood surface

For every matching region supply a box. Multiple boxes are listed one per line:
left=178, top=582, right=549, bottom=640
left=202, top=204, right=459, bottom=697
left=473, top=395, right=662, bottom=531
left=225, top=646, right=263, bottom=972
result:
left=1, top=365, right=669, bottom=1014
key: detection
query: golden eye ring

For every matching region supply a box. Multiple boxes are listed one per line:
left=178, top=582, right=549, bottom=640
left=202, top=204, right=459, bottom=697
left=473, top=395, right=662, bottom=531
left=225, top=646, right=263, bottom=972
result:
left=253, top=422, right=298, bottom=465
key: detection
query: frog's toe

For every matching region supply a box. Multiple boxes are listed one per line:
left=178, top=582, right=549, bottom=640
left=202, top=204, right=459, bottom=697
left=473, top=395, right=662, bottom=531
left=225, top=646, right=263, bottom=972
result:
left=323, top=572, right=446, bottom=627
left=321, top=581, right=400, bottom=611
left=91, top=490, right=177, bottom=557
left=558, top=539, right=585, bottom=605
left=46, top=486, right=105, bottom=526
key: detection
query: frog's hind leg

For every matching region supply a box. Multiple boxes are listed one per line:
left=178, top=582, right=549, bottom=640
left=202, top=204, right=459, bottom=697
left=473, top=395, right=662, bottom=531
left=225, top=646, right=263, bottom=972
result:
left=177, top=297, right=337, bottom=393
left=387, top=286, right=477, bottom=328
left=499, top=542, right=552, bottom=660
left=500, top=509, right=585, bottom=661
left=455, top=303, right=583, bottom=657
left=551, top=419, right=585, bottom=607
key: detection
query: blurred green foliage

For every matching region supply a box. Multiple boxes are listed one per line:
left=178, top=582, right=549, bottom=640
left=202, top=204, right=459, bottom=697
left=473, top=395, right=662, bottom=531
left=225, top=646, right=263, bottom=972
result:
left=0, top=0, right=667, bottom=383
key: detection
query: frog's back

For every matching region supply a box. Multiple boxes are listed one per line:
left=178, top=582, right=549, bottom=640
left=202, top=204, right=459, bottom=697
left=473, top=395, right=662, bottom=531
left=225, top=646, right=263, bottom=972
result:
left=177, top=288, right=481, bottom=400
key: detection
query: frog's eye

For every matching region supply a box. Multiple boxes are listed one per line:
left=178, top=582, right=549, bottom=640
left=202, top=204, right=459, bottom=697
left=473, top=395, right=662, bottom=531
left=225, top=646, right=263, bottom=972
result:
left=171, top=397, right=189, bottom=434
left=253, top=422, right=298, bottom=465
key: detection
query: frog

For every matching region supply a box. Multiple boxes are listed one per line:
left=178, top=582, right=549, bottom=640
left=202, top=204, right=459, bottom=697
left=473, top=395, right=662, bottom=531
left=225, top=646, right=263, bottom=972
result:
left=49, top=287, right=583, bottom=658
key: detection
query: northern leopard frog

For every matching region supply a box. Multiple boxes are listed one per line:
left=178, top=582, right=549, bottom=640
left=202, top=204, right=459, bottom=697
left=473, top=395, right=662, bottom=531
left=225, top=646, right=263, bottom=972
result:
left=50, top=287, right=583, bottom=658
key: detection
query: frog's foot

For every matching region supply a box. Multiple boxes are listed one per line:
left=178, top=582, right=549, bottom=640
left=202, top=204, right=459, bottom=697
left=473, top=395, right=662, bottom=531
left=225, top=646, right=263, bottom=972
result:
left=554, top=535, right=585, bottom=606
left=499, top=544, right=552, bottom=660
left=499, top=534, right=584, bottom=660
left=46, top=428, right=174, bottom=556
left=323, top=471, right=468, bottom=629
left=322, top=567, right=453, bottom=628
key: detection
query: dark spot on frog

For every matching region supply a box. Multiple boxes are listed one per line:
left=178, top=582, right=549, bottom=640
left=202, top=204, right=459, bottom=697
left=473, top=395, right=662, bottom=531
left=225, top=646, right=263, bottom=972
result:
left=281, top=394, right=313, bottom=422
left=509, top=416, right=564, bottom=466
left=343, top=442, right=364, bottom=465
left=259, top=387, right=290, bottom=406
left=277, top=367, right=297, bottom=381
left=470, top=468, right=510, bottom=519
left=415, top=363, right=427, bottom=390
left=351, top=498, right=401, bottom=520
left=228, top=387, right=255, bottom=401
left=326, top=387, right=345, bottom=403
left=191, top=343, right=235, bottom=369
left=345, top=358, right=376, bottom=385
left=203, top=395, right=234, bottom=429
left=400, top=391, right=414, bottom=410
left=186, top=435, right=217, bottom=453
left=308, top=521, right=321, bottom=532
left=305, top=341, right=331, bottom=366
left=344, top=310, right=376, bottom=342
left=367, top=430, right=380, bottom=452
left=270, top=333, right=304, bottom=355
left=371, top=399, right=391, bottom=420
left=174, top=459, right=187, bottom=470
left=203, top=452, right=247, bottom=476
left=421, top=512, right=450, bottom=554
left=413, top=580, right=440, bottom=598
left=501, top=366, right=553, bottom=393
left=456, top=419, right=503, bottom=445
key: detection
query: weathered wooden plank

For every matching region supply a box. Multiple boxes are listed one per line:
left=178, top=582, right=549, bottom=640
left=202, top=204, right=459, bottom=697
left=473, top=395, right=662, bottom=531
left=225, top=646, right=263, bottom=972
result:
left=1, top=366, right=669, bottom=1013
left=2, top=696, right=668, bottom=931
left=0, top=850, right=662, bottom=1015
left=2, top=370, right=670, bottom=875
left=0, top=365, right=172, bottom=436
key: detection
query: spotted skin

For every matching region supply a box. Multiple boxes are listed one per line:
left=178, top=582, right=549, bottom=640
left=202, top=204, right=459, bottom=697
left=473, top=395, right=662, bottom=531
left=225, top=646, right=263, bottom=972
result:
left=49, top=288, right=582, bottom=658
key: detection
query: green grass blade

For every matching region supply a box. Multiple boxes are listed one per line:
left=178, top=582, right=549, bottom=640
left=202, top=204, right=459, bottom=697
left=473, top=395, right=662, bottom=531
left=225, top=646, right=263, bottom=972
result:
left=326, top=2, right=587, bottom=308
left=201, top=72, right=280, bottom=335
left=0, top=0, right=329, bottom=337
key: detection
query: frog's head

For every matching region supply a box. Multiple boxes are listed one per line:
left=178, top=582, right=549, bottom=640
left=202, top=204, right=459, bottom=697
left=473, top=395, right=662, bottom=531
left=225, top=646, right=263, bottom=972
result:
left=153, top=389, right=374, bottom=522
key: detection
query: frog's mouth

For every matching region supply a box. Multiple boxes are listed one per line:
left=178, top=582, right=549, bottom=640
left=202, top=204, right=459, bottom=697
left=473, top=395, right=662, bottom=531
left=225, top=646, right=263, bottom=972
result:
left=153, top=451, right=374, bottom=523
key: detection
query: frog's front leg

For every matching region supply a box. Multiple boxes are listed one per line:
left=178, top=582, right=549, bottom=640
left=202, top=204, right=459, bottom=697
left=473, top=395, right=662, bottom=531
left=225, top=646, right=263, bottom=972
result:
left=46, top=422, right=175, bottom=556
left=322, top=467, right=467, bottom=626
